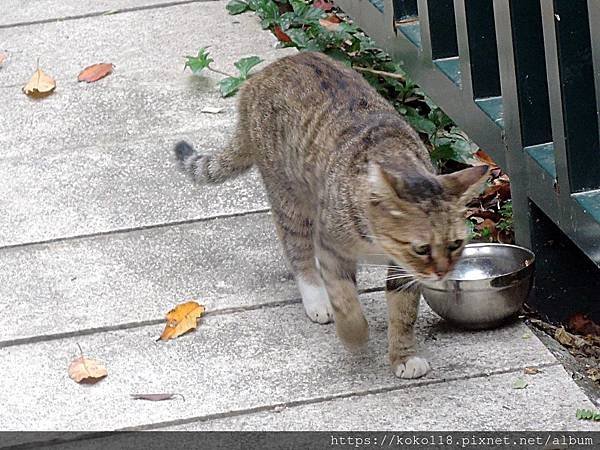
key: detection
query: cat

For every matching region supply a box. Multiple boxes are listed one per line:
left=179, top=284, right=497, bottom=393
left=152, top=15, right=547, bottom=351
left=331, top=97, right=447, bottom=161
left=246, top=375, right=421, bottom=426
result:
left=174, top=52, right=488, bottom=379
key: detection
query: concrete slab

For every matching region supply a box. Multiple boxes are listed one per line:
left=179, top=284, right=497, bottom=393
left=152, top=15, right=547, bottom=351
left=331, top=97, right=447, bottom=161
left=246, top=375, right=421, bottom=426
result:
left=0, top=131, right=269, bottom=247
left=0, top=212, right=382, bottom=342
left=0, top=0, right=217, bottom=27
left=0, top=295, right=556, bottom=430
left=0, top=1, right=290, bottom=88
left=0, top=0, right=295, bottom=246
left=165, top=364, right=598, bottom=431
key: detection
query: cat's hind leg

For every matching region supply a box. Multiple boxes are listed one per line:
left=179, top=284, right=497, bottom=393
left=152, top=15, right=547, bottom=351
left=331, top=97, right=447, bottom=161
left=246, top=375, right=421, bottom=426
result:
left=315, top=233, right=368, bottom=350
left=270, top=204, right=333, bottom=324
left=386, top=267, right=430, bottom=379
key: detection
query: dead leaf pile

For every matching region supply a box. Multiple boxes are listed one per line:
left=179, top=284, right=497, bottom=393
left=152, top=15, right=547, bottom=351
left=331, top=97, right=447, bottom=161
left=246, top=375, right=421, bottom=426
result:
left=568, top=312, right=600, bottom=337
left=528, top=316, right=600, bottom=386
left=466, top=150, right=513, bottom=243
left=158, top=300, right=205, bottom=341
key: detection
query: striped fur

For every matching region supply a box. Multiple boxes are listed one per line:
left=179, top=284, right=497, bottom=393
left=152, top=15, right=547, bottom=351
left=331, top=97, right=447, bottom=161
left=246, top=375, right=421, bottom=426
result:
left=173, top=52, right=488, bottom=378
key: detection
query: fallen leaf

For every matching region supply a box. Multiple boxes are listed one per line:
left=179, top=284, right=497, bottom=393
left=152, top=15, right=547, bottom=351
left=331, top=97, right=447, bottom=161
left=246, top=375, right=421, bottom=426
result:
left=524, top=367, right=541, bottom=375
left=273, top=26, right=292, bottom=43
left=78, top=63, right=114, bottom=83
left=512, top=378, right=528, bottom=389
left=0, top=52, right=7, bottom=66
left=555, top=326, right=588, bottom=349
left=476, top=218, right=497, bottom=240
left=320, top=15, right=342, bottom=31
left=568, top=312, right=600, bottom=337
left=585, top=367, right=600, bottom=382
left=521, top=332, right=532, bottom=339
left=158, top=301, right=205, bottom=341
left=314, top=0, right=334, bottom=11
left=474, top=149, right=498, bottom=167
left=576, top=408, right=600, bottom=421
left=23, top=68, right=56, bottom=97
left=200, top=106, right=224, bottom=114
left=68, top=355, right=108, bottom=384
left=131, top=393, right=185, bottom=401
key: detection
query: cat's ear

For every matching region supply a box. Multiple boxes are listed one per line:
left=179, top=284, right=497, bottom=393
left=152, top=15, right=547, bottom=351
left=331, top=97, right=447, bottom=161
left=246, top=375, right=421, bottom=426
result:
left=368, top=161, right=398, bottom=200
left=439, top=165, right=490, bottom=204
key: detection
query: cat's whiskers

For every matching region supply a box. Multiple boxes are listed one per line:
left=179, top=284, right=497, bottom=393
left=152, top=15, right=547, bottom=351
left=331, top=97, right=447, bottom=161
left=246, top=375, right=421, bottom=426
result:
left=358, top=263, right=405, bottom=269
left=396, top=279, right=420, bottom=292
left=385, top=274, right=415, bottom=281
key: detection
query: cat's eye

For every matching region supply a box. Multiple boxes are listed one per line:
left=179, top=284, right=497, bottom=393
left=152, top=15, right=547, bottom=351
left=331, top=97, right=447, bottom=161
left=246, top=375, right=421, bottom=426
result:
left=412, top=243, right=431, bottom=256
left=448, top=239, right=463, bottom=251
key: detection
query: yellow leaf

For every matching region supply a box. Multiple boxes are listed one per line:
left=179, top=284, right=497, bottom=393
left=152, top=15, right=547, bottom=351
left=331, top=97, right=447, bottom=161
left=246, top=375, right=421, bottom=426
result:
left=68, top=356, right=108, bottom=384
left=23, top=68, right=56, bottom=97
left=158, top=301, right=205, bottom=341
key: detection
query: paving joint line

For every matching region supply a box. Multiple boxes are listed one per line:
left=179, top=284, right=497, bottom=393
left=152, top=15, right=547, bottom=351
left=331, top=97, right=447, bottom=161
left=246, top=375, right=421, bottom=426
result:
left=0, top=286, right=386, bottom=348
left=0, top=208, right=271, bottom=252
left=0, top=0, right=220, bottom=30
left=0, top=362, right=560, bottom=448
left=127, top=361, right=562, bottom=431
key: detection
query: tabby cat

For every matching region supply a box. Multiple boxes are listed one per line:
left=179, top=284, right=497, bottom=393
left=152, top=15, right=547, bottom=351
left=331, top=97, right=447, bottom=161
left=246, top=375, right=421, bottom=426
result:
left=174, top=52, right=488, bottom=379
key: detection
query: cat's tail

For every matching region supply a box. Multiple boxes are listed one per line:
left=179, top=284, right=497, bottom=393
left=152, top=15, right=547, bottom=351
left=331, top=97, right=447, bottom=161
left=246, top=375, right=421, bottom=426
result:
left=174, top=140, right=254, bottom=185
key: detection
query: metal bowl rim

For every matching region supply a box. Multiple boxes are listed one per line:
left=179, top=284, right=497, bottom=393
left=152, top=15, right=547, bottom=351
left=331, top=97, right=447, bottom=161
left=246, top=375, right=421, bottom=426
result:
left=421, top=243, right=535, bottom=290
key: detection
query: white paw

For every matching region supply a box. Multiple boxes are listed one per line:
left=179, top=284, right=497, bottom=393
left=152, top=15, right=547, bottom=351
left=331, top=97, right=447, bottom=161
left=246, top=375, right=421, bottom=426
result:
left=394, top=356, right=430, bottom=379
left=297, top=277, right=334, bottom=324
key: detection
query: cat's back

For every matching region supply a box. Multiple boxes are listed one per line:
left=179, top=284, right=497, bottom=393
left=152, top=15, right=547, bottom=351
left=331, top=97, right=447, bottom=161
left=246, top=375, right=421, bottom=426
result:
left=240, top=52, right=391, bottom=118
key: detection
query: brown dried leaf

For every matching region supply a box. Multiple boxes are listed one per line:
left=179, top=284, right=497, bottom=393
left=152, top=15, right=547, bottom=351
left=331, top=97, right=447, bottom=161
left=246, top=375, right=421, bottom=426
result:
left=320, top=15, right=342, bottom=31
left=273, top=26, right=291, bottom=43
left=0, top=52, right=7, bottom=67
left=568, top=313, right=600, bottom=337
left=23, top=68, right=56, bottom=97
left=585, top=367, right=600, bottom=382
left=555, top=326, right=588, bottom=349
left=68, top=356, right=108, bottom=384
left=524, top=367, right=541, bottom=375
left=78, top=63, right=114, bottom=83
left=474, top=149, right=498, bottom=167
left=130, top=393, right=184, bottom=401
left=158, top=301, right=205, bottom=341
left=314, top=0, right=334, bottom=11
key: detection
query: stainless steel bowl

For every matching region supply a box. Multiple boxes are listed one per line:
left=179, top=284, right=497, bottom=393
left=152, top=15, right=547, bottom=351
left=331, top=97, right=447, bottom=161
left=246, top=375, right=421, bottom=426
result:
left=421, top=243, right=535, bottom=329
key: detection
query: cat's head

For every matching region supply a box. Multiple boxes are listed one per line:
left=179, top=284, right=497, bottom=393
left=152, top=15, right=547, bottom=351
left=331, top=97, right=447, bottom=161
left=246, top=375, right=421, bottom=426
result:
left=365, top=162, right=490, bottom=281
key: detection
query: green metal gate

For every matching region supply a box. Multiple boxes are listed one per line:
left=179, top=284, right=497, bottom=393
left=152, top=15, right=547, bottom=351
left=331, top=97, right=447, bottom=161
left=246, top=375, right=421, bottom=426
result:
left=336, top=0, right=600, bottom=322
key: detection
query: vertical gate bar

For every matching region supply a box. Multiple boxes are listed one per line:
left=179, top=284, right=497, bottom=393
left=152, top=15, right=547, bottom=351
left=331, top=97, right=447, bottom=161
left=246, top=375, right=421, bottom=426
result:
left=416, top=0, right=433, bottom=59
left=587, top=0, right=600, bottom=154
left=541, top=0, right=600, bottom=194
left=453, top=0, right=475, bottom=99
left=425, top=0, right=459, bottom=60
left=492, top=0, right=529, bottom=247
left=393, top=0, right=418, bottom=19
left=464, top=0, right=501, bottom=99
left=454, top=0, right=502, bottom=100
left=506, top=0, right=553, bottom=148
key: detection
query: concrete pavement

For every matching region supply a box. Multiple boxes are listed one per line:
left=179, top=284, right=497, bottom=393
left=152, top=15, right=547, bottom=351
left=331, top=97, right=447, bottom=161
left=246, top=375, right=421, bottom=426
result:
left=0, top=0, right=598, bottom=437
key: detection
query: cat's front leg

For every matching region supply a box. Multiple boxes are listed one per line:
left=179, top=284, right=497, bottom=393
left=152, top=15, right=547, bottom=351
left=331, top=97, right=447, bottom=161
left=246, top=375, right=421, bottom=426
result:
left=386, top=267, right=430, bottom=379
left=316, top=238, right=368, bottom=351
